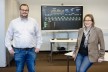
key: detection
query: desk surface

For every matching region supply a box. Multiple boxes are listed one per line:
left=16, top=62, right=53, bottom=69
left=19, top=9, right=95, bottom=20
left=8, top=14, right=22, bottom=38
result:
left=65, top=52, right=73, bottom=56
left=64, top=52, right=108, bottom=61
left=50, top=39, right=77, bottom=42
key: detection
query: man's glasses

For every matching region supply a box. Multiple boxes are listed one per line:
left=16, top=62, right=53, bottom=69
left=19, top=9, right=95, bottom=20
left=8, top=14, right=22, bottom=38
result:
left=20, top=9, right=29, bottom=12
left=84, top=20, right=92, bottom=22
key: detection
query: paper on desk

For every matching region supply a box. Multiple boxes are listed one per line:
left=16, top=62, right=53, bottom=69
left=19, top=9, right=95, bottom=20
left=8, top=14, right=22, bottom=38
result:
left=65, top=52, right=108, bottom=61
left=64, top=52, right=73, bottom=56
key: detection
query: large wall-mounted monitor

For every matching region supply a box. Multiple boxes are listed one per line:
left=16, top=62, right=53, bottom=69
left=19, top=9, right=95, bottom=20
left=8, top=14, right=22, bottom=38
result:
left=41, top=5, right=83, bottom=30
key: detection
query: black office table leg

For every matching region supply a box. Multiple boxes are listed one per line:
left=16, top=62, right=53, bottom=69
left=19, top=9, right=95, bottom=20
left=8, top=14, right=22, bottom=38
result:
left=50, top=42, right=53, bottom=62
left=67, top=56, right=69, bottom=72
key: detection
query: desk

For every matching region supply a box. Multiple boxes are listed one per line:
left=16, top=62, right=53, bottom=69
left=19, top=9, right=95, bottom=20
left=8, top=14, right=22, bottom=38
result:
left=65, top=52, right=73, bottom=72
left=64, top=52, right=108, bottom=72
left=50, top=38, right=77, bottom=62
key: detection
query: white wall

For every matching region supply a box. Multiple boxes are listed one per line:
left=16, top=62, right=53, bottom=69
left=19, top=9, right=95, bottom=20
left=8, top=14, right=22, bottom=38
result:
left=16, top=0, right=108, bottom=51
left=17, top=0, right=108, bottom=29
left=5, top=0, right=19, bottom=30
left=0, top=0, right=6, bottom=67
left=0, top=0, right=19, bottom=67
left=5, top=0, right=19, bottom=67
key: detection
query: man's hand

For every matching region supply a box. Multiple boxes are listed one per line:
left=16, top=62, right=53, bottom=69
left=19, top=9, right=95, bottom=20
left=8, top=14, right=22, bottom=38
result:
left=9, top=49, right=15, bottom=55
left=35, top=48, right=40, bottom=53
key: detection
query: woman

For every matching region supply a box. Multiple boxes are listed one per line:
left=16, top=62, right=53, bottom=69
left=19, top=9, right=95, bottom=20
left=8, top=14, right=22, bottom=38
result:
left=73, top=14, right=105, bottom=72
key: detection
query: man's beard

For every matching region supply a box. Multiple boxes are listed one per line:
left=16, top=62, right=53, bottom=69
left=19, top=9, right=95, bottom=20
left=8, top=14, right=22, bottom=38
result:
left=20, top=14, right=28, bottom=19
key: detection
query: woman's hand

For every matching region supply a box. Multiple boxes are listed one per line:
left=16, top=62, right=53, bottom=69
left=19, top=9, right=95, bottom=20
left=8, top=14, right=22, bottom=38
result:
left=72, top=53, right=75, bottom=58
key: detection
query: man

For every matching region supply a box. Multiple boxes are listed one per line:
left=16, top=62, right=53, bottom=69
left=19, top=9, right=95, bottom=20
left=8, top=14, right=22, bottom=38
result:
left=5, top=4, right=42, bottom=72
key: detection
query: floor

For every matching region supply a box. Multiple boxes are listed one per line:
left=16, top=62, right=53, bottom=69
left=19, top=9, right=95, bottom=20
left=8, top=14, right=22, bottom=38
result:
left=0, top=52, right=108, bottom=72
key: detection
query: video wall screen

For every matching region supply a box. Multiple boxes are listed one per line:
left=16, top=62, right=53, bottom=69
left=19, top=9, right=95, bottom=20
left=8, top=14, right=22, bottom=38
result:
left=41, top=6, right=83, bottom=30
